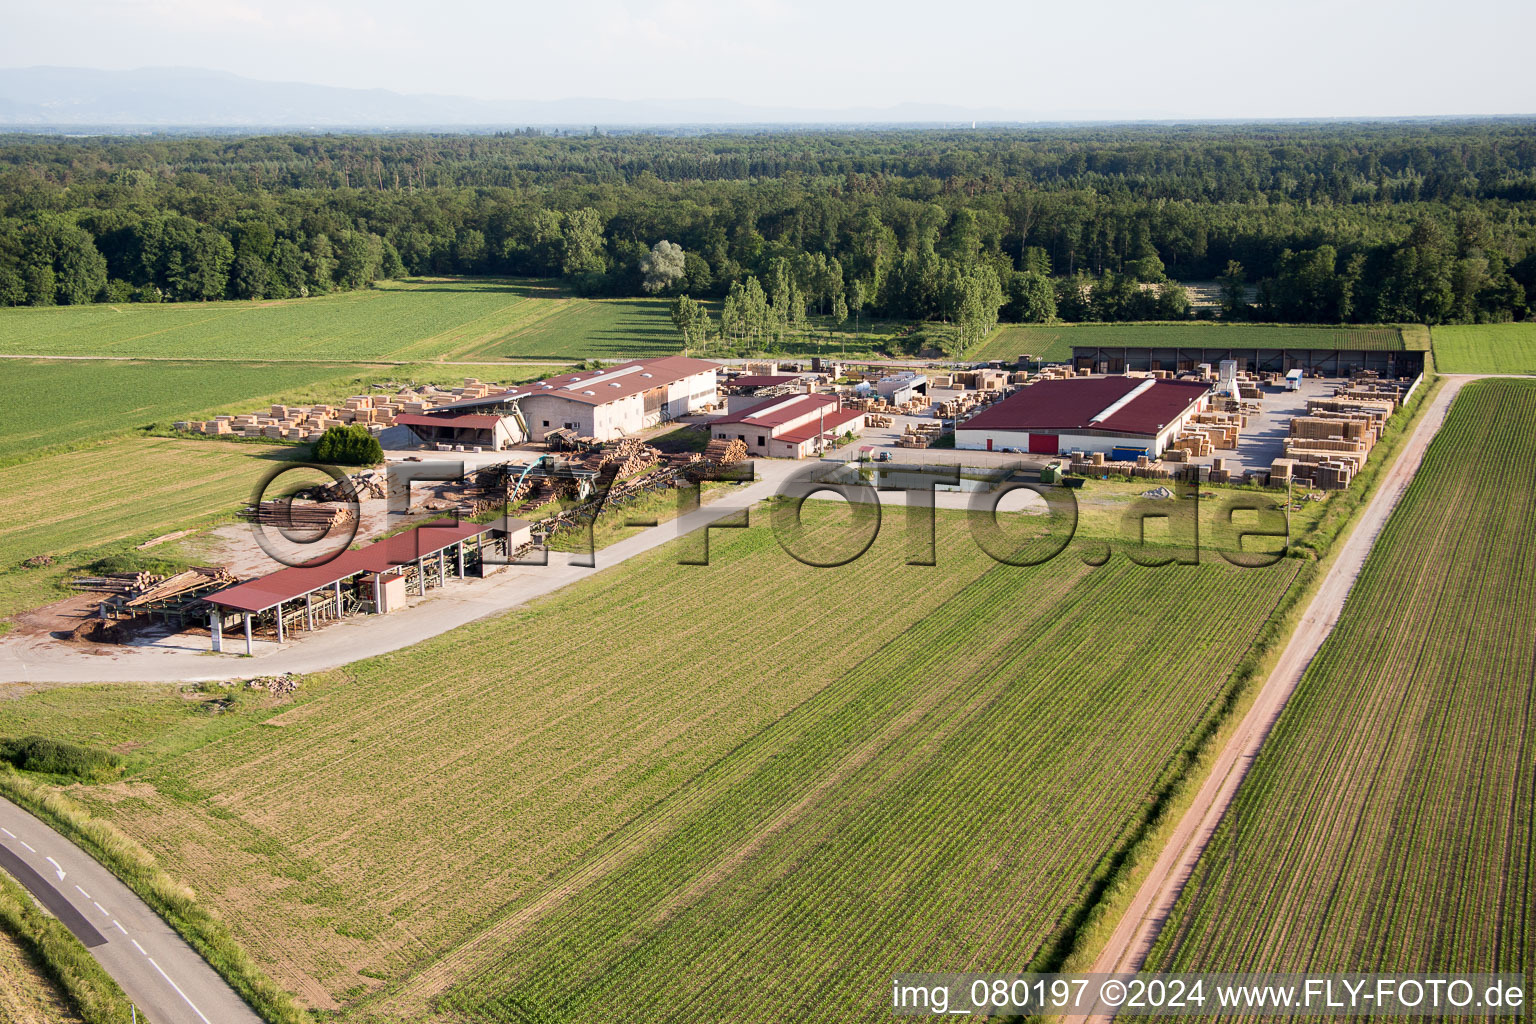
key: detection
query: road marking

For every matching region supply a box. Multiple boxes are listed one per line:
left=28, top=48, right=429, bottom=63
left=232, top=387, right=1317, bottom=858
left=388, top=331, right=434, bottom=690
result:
left=94, top=901, right=109, bottom=916
left=131, top=939, right=147, bottom=955
left=46, top=856, right=65, bottom=881
left=0, top=828, right=13, bottom=838
left=75, top=885, right=92, bottom=899
left=113, top=920, right=128, bottom=935
left=147, top=957, right=213, bottom=1024
left=18, top=841, right=34, bottom=853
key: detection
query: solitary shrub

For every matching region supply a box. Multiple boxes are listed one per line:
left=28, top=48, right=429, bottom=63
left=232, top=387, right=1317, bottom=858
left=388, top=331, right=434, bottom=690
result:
left=0, top=736, right=122, bottom=781
left=313, top=424, right=383, bottom=466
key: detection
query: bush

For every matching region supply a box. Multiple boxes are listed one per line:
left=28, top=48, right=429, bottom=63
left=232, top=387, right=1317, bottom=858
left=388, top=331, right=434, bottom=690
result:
left=312, top=424, right=383, bottom=466
left=0, top=736, right=121, bottom=781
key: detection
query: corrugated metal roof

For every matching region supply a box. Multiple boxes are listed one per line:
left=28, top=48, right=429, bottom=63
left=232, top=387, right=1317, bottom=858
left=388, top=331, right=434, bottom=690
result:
left=961, top=378, right=1209, bottom=437
left=730, top=374, right=805, bottom=388
left=446, top=357, right=719, bottom=410
left=396, top=412, right=504, bottom=429
left=712, top=394, right=842, bottom=429
left=776, top=407, right=864, bottom=444
left=206, top=518, right=528, bottom=613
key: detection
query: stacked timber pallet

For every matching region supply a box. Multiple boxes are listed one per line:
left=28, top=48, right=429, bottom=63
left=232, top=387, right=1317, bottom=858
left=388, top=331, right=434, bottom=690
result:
left=176, top=377, right=517, bottom=443
left=864, top=414, right=893, bottom=428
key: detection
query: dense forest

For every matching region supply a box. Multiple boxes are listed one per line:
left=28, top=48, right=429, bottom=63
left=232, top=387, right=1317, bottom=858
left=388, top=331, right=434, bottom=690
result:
left=2, top=122, right=1535, bottom=330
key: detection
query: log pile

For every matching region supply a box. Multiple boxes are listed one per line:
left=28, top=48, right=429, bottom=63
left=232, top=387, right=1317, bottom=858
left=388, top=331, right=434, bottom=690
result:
left=70, top=572, right=163, bottom=594
left=125, top=566, right=236, bottom=607
left=598, top=437, right=662, bottom=478
left=309, top=468, right=387, bottom=501
left=239, top=501, right=356, bottom=530
left=703, top=438, right=749, bottom=464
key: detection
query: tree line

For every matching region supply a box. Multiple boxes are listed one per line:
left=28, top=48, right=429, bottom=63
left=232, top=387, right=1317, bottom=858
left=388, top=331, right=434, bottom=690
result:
left=2, top=122, right=1534, bottom=326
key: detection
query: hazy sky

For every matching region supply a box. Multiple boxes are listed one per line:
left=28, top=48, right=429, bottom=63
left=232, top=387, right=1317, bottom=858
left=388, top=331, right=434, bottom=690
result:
left=7, top=0, right=1535, bottom=118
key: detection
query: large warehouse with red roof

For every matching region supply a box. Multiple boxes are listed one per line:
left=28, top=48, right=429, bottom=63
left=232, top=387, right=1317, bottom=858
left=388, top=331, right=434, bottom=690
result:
left=956, top=377, right=1211, bottom=458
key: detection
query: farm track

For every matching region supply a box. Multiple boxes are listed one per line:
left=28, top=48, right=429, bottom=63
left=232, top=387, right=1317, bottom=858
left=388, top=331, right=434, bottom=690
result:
left=1086, top=374, right=1528, bottom=1011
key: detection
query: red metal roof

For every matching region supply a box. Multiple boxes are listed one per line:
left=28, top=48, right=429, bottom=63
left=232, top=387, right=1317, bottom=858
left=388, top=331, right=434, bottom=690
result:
left=960, top=378, right=1209, bottom=437
left=396, top=412, right=504, bottom=429
left=776, top=407, right=864, bottom=443
left=449, top=357, right=719, bottom=409
left=206, top=518, right=527, bottom=613
left=712, top=394, right=841, bottom=429
left=730, top=374, right=805, bottom=388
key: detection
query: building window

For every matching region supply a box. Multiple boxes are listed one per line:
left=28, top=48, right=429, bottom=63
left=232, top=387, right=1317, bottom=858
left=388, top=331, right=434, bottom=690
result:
left=542, top=420, right=549, bottom=427
left=737, top=434, right=746, bottom=442
left=757, top=435, right=766, bottom=446
left=717, top=433, right=726, bottom=439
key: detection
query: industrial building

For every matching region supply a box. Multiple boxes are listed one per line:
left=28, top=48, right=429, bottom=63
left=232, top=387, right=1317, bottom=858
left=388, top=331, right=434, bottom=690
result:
left=710, top=394, right=865, bottom=458
left=1071, top=338, right=1427, bottom=377
left=398, top=357, right=720, bottom=449
left=956, top=377, right=1211, bottom=458
left=874, top=371, right=928, bottom=406
left=205, top=518, right=532, bottom=654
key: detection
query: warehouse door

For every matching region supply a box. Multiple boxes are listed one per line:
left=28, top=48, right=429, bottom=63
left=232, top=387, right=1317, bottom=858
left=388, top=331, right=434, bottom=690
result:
left=1028, top=433, right=1058, bottom=454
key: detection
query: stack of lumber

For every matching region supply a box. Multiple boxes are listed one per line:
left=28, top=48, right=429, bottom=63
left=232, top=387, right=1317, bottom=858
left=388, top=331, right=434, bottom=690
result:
left=70, top=572, right=164, bottom=594
left=864, top=414, right=893, bottom=428
left=703, top=438, right=749, bottom=464
left=239, top=500, right=356, bottom=530
left=125, top=566, right=235, bottom=607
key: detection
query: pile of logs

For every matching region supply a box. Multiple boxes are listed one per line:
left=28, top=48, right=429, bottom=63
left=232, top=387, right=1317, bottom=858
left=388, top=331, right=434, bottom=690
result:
left=703, top=438, right=749, bottom=465
left=308, top=468, right=387, bottom=501
left=125, top=566, right=236, bottom=607
left=239, top=501, right=356, bottom=530
left=598, top=437, right=662, bottom=478
left=70, top=571, right=163, bottom=594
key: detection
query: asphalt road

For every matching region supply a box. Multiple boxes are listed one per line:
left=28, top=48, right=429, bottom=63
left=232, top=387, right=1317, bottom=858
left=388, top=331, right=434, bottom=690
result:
left=0, top=798, right=263, bottom=1024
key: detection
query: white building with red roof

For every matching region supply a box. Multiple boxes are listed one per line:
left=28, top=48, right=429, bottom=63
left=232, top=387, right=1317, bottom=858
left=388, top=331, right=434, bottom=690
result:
left=710, top=393, right=865, bottom=459
left=956, top=377, right=1211, bottom=458
left=400, top=357, right=720, bottom=448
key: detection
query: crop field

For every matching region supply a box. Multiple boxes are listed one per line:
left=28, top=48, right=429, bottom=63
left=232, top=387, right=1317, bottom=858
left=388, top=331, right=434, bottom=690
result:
left=0, top=278, right=689, bottom=363
left=0, top=358, right=370, bottom=465
left=1432, top=322, right=1536, bottom=374
left=1143, top=379, right=1536, bottom=991
left=0, top=437, right=296, bottom=618
left=971, top=323, right=1409, bottom=363
left=29, top=507, right=1305, bottom=1020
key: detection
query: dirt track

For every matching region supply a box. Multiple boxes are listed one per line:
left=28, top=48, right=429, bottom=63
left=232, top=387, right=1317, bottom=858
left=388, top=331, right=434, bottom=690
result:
left=1085, top=375, right=1476, bottom=1002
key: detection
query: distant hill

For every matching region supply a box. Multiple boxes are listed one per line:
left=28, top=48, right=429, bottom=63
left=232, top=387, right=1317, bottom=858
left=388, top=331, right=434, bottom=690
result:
left=0, top=66, right=1022, bottom=128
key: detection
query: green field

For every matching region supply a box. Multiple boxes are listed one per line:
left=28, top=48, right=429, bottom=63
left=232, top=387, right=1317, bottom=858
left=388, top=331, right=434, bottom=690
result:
left=1432, top=322, right=1536, bottom=374
left=0, top=279, right=692, bottom=363
left=1144, top=379, right=1536, bottom=992
left=0, top=359, right=372, bottom=465
left=0, top=437, right=306, bottom=619
left=973, top=323, right=1411, bottom=363
left=0, top=507, right=1307, bottom=1021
